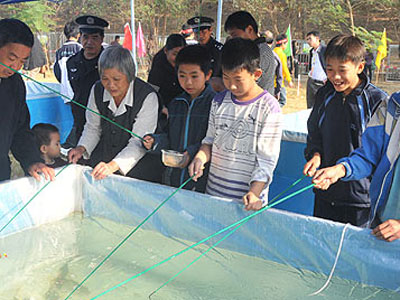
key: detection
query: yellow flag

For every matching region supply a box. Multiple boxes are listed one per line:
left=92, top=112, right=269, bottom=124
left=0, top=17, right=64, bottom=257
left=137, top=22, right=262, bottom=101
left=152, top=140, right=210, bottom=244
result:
left=375, top=28, right=387, bottom=71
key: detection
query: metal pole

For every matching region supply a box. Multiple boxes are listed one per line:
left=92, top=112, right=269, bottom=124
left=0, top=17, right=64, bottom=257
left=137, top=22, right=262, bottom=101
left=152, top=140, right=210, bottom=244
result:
left=216, top=0, right=223, bottom=42
left=130, top=0, right=137, bottom=70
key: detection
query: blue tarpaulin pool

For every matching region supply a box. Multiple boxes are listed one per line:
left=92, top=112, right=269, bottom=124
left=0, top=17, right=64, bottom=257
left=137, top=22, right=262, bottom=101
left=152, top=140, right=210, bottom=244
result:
left=0, top=165, right=399, bottom=299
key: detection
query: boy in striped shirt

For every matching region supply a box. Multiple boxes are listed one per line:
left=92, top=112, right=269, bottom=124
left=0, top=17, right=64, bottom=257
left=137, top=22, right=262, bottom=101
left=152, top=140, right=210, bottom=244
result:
left=189, top=38, right=282, bottom=210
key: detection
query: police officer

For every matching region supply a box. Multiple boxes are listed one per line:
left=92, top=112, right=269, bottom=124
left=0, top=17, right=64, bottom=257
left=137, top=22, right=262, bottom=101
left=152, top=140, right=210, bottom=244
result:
left=187, top=16, right=225, bottom=92
left=64, top=15, right=109, bottom=148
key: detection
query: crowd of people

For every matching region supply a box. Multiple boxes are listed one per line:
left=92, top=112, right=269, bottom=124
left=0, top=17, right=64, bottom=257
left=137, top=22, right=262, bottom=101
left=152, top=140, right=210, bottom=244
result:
left=0, top=10, right=399, bottom=242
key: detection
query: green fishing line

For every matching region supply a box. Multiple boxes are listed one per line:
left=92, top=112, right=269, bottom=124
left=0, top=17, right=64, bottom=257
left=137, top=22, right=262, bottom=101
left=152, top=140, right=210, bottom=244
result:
left=64, top=174, right=195, bottom=300
left=148, top=175, right=308, bottom=298
left=0, top=62, right=145, bottom=142
left=90, top=183, right=315, bottom=299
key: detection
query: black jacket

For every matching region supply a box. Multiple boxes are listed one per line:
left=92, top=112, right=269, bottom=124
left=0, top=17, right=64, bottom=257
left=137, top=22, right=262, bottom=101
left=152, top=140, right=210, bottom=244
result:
left=305, top=72, right=388, bottom=207
left=204, top=37, right=223, bottom=77
left=66, top=48, right=102, bottom=141
left=148, top=49, right=183, bottom=108
left=0, top=74, right=41, bottom=181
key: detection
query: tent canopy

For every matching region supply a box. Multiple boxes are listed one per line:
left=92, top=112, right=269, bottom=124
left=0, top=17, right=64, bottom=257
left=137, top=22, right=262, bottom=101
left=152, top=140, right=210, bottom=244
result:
left=0, top=0, right=61, bottom=3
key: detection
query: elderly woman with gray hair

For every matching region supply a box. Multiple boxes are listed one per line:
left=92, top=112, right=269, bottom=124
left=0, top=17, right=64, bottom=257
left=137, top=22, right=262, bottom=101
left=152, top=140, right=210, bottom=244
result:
left=68, top=46, right=159, bottom=180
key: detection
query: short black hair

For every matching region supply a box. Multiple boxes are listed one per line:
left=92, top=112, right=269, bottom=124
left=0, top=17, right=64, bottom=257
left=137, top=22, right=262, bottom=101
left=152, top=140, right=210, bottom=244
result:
left=325, top=34, right=365, bottom=64
left=165, top=34, right=186, bottom=50
left=175, top=44, right=211, bottom=75
left=32, top=123, right=59, bottom=150
left=221, top=37, right=260, bottom=73
left=276, top=33, right=287, bottom=44
left=224, top=11, right=258, bottom=34
left=115, top=35, right=120, bottom=40
left=64, top=21, right=79, bottom=39
left=0, top=18, right=34, bottom=49
left=306, top=30, right=320, bottom=38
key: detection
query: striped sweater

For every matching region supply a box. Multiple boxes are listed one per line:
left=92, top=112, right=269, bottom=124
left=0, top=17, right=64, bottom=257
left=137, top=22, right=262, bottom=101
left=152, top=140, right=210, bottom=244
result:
left=203, top=90, right=282, bottom=202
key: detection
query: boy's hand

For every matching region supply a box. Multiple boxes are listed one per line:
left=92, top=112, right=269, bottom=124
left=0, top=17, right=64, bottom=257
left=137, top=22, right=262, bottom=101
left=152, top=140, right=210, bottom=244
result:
left=142, top=135, right=155, bottom=150
left=312, top=164, right=346, bottom=190
left=372, top=219, right=400, bottom=242
left=28, top=162, right=55, bottom=181
left=68, top=146, right=86, bottom=164
left=303, top=152, right=321, bottom=177
left=243, top=191, right=263, bottom=211
left=288, top=81, right=295, bottom=88
left=188, top=157, right=204, bottom=181
left=91, top=161, right=119, bottom=180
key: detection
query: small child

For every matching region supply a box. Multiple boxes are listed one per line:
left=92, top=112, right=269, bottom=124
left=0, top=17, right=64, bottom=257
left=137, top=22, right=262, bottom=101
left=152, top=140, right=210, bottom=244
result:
left=303, top=34, right=388, bottom=227
left=188, top=38, right=282, bottom=210
left=32, top=123, right=67, bottom=168
left=143, top=45, right=215, bottom=192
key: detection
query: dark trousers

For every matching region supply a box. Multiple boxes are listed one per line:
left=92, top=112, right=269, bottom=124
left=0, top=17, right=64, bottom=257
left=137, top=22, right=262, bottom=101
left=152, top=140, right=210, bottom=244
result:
left=306, top=77, right=325, bottom=109
left=314, top=199, right=370, bottom=227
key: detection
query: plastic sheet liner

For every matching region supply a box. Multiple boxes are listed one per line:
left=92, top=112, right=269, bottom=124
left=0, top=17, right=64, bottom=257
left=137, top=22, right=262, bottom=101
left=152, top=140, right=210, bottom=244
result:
left=25, top=81, right=73, bottom=143
left=0, top=165, right=82, bottom=237
left=271, top=109, right=314, bottom=215
left=1, top=165, right=399, bottom=293
left=80, top=168, right=400, bottom=291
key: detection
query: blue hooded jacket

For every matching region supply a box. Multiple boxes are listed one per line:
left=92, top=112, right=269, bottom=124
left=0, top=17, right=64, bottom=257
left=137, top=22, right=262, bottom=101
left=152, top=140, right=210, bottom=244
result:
left=340, top=92, right=400, bottom=225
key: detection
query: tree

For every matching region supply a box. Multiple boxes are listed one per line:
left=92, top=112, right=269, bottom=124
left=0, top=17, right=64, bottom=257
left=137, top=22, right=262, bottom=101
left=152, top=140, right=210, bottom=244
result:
left=0, top=1, right=56, bottom=33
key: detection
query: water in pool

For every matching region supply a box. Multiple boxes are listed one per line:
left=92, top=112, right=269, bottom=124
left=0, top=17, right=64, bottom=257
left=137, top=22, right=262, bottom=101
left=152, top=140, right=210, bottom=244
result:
left=0, top=214, right=398, bottom=300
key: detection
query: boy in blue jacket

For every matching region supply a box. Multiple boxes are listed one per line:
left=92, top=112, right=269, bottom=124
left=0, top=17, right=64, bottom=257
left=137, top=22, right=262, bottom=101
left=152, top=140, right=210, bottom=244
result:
left=143, top=45, right=215, bottom=192
left=313, top=92, right=400, bottom=242
left=304, top=35, right=388, bottom=227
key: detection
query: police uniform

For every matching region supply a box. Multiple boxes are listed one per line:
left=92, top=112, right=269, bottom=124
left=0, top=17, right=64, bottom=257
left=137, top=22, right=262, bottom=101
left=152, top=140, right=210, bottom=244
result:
left=187, top=16, right=223, bottom=77
left=64, top=15, right=108, bottom=147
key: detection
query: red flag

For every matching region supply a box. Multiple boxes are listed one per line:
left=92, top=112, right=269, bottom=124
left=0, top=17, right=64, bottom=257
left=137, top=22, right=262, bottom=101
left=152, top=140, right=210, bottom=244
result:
left=122, top=23, right=132, bottom=51
left=136, top=22, right=147, bottom=58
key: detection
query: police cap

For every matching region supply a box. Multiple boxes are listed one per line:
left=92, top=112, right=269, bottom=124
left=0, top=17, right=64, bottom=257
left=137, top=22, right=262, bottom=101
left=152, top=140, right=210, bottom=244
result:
left=75, top=15, right=109, bottom=34
left=187, top=16, right=214, bottom=32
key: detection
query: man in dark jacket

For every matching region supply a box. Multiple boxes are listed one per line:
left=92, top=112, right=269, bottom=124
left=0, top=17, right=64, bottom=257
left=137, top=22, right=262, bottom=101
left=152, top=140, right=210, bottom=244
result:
left=64, top=15, right=108, bottom=148
left=187, top=16, right=225, bottom=92
left=306, top=30, right=327, bottom=108
left=0, top=18, right=54, bottom=182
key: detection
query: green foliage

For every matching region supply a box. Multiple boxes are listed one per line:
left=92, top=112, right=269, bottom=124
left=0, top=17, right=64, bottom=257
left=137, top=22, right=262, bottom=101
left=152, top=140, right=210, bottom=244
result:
left=354, top=26, right=392, bottom=52
left=302, top=1, right=348, bottom=33
left=2, top=1, right=56, bottom=32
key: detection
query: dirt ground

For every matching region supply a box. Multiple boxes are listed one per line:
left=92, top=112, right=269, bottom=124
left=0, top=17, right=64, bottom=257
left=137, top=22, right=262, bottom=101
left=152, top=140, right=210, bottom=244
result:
left=10, top=69, right=400, bottom=179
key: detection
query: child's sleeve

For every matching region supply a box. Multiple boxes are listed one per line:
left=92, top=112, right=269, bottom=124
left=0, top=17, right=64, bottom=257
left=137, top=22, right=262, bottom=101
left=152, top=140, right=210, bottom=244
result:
left=148, top=133, right=169, bottom=154
left=340, top=98, right=388, bottom=181
left=201, top=100, right=217, bottom=145
left=251, top=106, right=283, bottom=186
